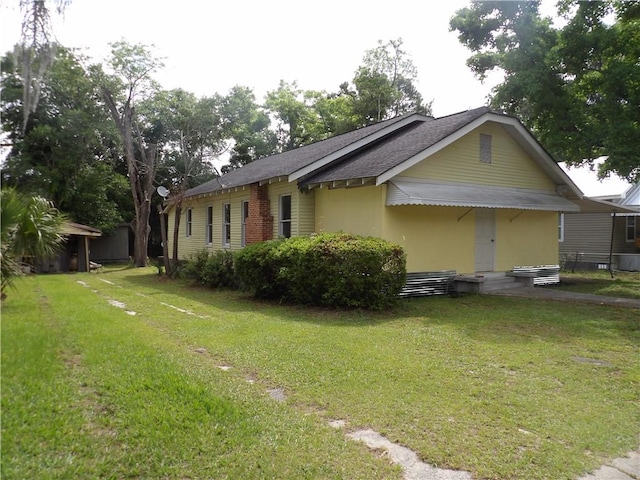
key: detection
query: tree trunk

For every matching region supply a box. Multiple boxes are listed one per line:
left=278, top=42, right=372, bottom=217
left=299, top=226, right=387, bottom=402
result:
left=132, top=199, right=151, bottom=266
left=172, top=202, right=182, bottom=263
left=158, top=204, right=170, bottom=275
left=102, top=87, right=156, bottom=267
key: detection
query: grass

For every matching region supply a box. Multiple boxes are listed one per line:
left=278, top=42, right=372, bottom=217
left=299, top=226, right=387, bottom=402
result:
left=555, top=270, right=640, bottom=299
left=2, top=267, right=639, bottom=479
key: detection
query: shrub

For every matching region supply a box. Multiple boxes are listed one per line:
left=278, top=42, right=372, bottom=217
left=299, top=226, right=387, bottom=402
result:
left=236, top=233, right=406, bottom=310
left=234, top=239, right=285, bottom=298
left=178, top=249, right=237, bottom=288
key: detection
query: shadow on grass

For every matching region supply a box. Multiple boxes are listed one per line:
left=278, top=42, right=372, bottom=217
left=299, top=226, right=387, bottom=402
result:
left=104, top=270, right=640, bottom=345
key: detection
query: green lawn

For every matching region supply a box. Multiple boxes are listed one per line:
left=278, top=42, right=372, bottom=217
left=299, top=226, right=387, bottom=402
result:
left=554, top=270, right=640, bottom=299
left=2, top=267, right=638, bottom=479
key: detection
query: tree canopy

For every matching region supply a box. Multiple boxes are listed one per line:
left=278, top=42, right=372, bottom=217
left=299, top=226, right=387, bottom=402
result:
left=1, top=36, right=433, bottom=259
left=1, top=46, right=131, bottom=233
left=450, top=0, right=640, bottom=182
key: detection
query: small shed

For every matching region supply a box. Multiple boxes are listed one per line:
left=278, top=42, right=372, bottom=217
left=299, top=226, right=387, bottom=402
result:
left=36, top=222, right=102, bottom=273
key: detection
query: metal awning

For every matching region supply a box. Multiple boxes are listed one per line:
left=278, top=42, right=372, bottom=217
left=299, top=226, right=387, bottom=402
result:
left=386, top=180, right=580, bottom=212
left=570, top=197, right=640, bottom=214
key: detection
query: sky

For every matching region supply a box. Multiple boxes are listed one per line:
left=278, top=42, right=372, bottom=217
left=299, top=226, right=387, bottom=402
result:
left=1, top=0, right=504, bottom=116
left=0, top=0, right=630, bottom=196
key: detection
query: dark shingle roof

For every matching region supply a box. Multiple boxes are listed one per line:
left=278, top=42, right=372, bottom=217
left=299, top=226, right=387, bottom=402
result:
left=300, top=107, right=491, bottom=185
left=184, top=107, right=492, bottom=198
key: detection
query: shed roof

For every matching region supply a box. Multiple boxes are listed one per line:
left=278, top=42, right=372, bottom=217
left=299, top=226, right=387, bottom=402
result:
left=61, top=222, right=102, bottom=237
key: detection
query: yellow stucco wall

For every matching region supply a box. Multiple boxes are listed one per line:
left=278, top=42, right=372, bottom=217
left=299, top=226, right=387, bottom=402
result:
left=403, top=122, right=557, bottom=191
left=314, top=192, right=559, bottom=273
left=314, top=185, right=386, bottom=237
left=494, top=209, right=559, bottom=269
left=381, top=205, right=475, bottom=272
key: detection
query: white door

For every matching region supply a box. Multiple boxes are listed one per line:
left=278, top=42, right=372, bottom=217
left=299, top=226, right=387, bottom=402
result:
left=475, top=209, right=495, bottom=272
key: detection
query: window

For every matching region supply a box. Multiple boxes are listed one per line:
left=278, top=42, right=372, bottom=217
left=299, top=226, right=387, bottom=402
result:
left=626, top=216, right=636, bottom=242
left=280, top=194, right=292, bottom=238
left=480, top=133, right=492, bottom=164
left=222, top=203, right=231, bottom=246
left=206, top=206, right=213, bottom=244
left=186, top=208, right=192, bottom=237
left=558, top=213, right=564, bottom=242
left=241, top=200, right=249, bottom=246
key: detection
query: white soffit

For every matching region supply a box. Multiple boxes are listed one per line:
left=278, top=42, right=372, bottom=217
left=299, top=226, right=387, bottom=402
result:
left=386, top=179, right=580, bottom=212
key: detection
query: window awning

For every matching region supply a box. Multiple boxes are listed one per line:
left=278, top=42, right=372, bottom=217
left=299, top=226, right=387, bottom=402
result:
left=386, top=180, right=581, bottom=212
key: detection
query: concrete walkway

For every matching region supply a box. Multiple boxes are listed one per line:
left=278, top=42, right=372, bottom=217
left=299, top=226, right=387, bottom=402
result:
left=577, top=451, right=640, bottom=480
left=489, top=286, right=640, bottom=309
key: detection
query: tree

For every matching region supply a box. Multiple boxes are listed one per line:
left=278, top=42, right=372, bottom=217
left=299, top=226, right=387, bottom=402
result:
left=220, top=85, right=276, bottom=172
left=1, top=188, right=67, bottom=299
left=351, top=38, right=432, bottom=123
left=450, top=0, right=640, bottom=182
left=265, top=80, right=323, bottom=151
left=149, top=88, right=227, bottom=269
left=1, top=47, right=131, bottom=232
left=100, top=41, right=164, bottom=267
left=17, top=0, right=70, bottom=134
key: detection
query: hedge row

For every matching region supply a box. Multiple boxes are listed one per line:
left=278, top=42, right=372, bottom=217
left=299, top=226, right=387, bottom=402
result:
left=179, top=233, right=407, bottom=310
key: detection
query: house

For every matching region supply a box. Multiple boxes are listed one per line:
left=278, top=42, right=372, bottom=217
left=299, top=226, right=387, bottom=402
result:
left=166, top=106, right=619, bottom=283
left=559, top=181, right=640, bottom=271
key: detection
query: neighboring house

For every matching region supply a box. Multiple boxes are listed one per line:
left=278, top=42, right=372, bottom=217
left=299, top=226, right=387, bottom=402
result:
left=166, top=107, right=612, bottom=277
left=559, top=182, right=640, bottom=271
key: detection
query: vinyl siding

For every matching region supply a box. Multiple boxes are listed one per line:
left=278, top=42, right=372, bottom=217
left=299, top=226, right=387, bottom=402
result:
left=167, top=182, right=316, bottom=259
left=167, top=189, right=250, bottom=259
left=267, top=181, right=314, bottom=238
left=402, top=122, right=557, bottom=191
left=560, top=213, right=612, bottom=256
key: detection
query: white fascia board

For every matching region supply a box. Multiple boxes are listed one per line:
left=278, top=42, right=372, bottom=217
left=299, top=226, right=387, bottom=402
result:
left=288, top=114, right=429, bottom=182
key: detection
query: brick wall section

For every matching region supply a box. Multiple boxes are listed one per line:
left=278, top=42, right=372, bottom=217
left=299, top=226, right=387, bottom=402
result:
left=246, top=183, right=273, bottom=244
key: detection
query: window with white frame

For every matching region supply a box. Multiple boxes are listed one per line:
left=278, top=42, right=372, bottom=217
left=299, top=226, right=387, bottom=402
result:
left=222, top=203, right=231, bottom=246
left=558, top=213, right=564, bottom=242
left=186, top=208, right=192, bottom=237
left=206, top=206, right=213, bottom=244
left=280, top=194, right=292, bottom=238
left=626, top=216, right=636, bottom=242
left=241, top=200, right=249, bottom=246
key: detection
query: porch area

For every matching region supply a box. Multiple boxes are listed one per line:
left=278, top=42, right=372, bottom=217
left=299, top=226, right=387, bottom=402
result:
left=400, top=266, right=560, bottom=297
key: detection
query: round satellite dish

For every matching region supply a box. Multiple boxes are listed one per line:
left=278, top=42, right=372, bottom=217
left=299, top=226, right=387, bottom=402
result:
left=157, top=186, right=169, bottom=198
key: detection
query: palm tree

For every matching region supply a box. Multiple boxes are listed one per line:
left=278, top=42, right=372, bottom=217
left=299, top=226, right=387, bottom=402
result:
left=1, top=188, right=67, bottom=299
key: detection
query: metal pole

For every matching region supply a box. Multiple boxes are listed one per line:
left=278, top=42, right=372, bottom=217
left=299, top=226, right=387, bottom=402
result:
left=158, top=205, right=171, bottom=275
left=608, top=212, right=616, bottom=279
